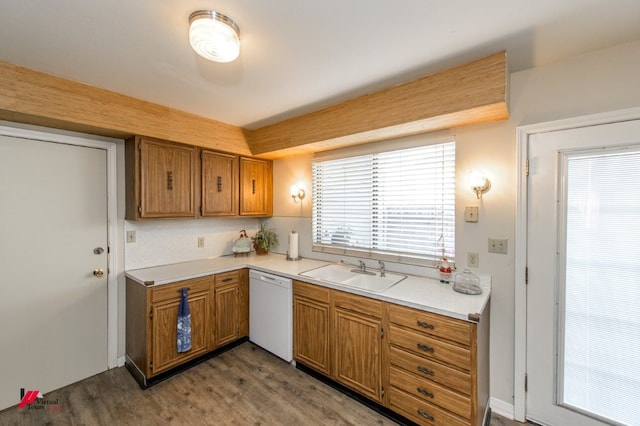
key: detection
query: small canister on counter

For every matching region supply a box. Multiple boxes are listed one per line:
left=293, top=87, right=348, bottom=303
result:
left=453, top=269, right=482, bottom=295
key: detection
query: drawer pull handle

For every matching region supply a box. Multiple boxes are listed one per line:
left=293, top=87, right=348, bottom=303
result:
left=417, top=343, right=434, bottom=353
left=417, top=366, right=435, bottom=376
left=176, top=287, right=190, bottom=293
left=417, top=320, right=435, bottom=329
left=417, top=387, right=434, bottom=398
left=418, top=409, right=434, bottom=421
left=222, top=277, right=233, bottom=282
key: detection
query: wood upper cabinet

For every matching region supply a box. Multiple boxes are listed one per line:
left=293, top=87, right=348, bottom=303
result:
left=213, top=269, right=249, bottom=348
left=126, top=136, right=197, bottom=219
left=239, top=157, right=273, bottom=216
left=332, top=291, right=384, bottom=403
left=293, top=280, right=332, bottom=376
left=201, top=150, right=237, bottom=216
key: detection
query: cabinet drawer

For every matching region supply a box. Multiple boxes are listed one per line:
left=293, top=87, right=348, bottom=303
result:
left=334, top=290, right=383, bottom=318
left=151, top=277, right=212, bottom=303
left=388, top=303, right=473, bottom=347
left=294, top=280, right=331, bottom=303
left=390, top=346, right=471, bottom=395
left=389, top=387, right=468, bottom=426
left=390, top=325, right=471, bottom=371
left=390, top=366, right=471, bottom=420
left=215, top=270, right=241, bottom=286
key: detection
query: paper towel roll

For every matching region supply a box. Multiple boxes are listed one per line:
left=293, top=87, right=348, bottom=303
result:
left=288, top=230, right=299, bottom=259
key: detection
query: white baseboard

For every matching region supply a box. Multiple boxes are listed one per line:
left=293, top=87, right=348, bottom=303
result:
left=490, top=397, right=515, bottom=420
left=117, top=355, right=125, bottom=367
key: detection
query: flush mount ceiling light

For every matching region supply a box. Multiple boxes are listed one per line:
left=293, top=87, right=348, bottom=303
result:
left=188, top=10, right=240, bottom=63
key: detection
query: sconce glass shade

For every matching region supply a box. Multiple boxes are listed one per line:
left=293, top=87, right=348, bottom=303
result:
left=469, top=170, right=491, bottom=199
left=189, top=10, right=240, bottom=63
left=290, top=184, right=306, bottom=203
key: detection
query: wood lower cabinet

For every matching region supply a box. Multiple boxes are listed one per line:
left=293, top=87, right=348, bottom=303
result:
left=214, top=269, right=248, bottom=348
left=387, top=303, right=489, bottom=426
left=333, top=291, right=384, bottom=403
left=125, top=269, right=249, bottom=387
left=293, top=280, right=331, bottom=375
left=151, top=280, right=211, bottom=374
left=292, top=280, right=489, bottom=426
left=126, top=136, right=198, bottom=220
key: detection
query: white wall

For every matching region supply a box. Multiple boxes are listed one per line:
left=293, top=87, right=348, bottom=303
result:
left=270, top=39, right=640, bottom=414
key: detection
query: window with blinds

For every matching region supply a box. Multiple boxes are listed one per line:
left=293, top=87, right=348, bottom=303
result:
left=311, top=141, right=455, bottom=264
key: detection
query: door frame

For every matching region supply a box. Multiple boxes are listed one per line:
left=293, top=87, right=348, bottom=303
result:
left=0, top=121, right=120, bottom=369
left=513, top=107, right=640, bottom=422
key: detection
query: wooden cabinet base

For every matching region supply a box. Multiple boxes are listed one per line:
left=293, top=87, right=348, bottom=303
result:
left=125, top=337, right=247, bottom=389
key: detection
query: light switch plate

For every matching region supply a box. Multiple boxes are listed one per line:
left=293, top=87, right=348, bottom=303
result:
left=467, top=252, right=479, bottom=267
left=465, top=206, right=479, bottom=222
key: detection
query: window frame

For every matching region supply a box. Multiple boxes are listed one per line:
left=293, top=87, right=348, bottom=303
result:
left=311, top=139, right=456, bottom=266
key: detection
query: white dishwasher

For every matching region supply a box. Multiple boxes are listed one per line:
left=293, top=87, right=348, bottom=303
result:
left=249, top=270, right=293, bottom=362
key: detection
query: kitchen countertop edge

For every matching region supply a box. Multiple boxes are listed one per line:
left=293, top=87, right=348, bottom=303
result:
left=125, top=254, right=490, bottom=322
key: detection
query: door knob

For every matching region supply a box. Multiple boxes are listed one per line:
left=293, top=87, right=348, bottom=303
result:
left=93, top=268, right=104, bottom=278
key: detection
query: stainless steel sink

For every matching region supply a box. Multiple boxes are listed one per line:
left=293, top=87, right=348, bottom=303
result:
left=299, top=263, right=406, bottom=293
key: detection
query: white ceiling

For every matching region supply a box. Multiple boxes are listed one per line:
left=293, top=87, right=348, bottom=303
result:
left=1, top=1, right=639, bottom=129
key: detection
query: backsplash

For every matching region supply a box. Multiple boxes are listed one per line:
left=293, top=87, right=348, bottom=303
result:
left=124, top=217, right=260, bottom=270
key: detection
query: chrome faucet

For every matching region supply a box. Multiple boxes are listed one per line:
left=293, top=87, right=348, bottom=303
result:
left=340, top=259, right=375, bottom=275
left=378, top=260, right=386, bottom=277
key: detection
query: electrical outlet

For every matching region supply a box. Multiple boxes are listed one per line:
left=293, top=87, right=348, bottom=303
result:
left=198, top=237, right=205, bottom=248
left=126, top=230, right=136, bottom=243
left=467, top=252, right=479, bottom=267
left=488, top=238, right=508, bottom=254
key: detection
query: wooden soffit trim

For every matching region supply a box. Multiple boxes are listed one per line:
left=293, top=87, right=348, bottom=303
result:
left=0, top=60, right=251, bottom=155
left=247, top=51, right=509, bottom=158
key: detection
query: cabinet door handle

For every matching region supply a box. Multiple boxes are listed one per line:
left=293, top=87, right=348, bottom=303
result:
left=217, top=176, right=222, bottom=192
left=417, top=320, right=434, bottom=329
left=252, top=179, right=256, bottom=194
left=417, top=409, right=434, bottom=421
left=417, top=387, right=434, bottom=398
left=417, top=343, right=434, bottom=353
left=167, top=171, right=173, bottom=190
left=417, top=366, right=435, bottom=376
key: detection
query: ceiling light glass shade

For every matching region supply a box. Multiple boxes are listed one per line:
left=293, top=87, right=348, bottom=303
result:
left=189, top=10, right=240, bottom=63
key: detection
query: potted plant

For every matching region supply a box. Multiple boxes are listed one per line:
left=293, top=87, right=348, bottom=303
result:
left=252, top=223, right=278, bottom=255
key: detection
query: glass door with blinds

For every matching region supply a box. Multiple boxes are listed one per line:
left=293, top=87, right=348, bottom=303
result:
left=526, top=118, right=640, bottom=426
left=557, top=147, right=640, bottom=425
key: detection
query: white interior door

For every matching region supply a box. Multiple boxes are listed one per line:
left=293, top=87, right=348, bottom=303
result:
left=526, top=119, right=640, bottom=426
left=0, top=134, right=109, bottom=410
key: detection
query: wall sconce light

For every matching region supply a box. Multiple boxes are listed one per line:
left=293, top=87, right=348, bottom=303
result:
left=189, top=10, right=240, bottom=63
left=469, top=170, right=491, bottom=199
left=290, top=184, right=306, bottom=203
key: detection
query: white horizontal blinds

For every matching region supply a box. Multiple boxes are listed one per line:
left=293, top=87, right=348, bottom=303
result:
left=312, top=141, right=455, bottom=263
left=562, top=148, right=640, bottom=425
left=312, top=154, right=373, bottom=250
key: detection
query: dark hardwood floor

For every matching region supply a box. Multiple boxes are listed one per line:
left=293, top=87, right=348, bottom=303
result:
left=0, top=342, right=524, bottom=425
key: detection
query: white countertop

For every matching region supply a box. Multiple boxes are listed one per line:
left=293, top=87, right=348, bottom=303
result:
left=125, top=253, right=490, bottom=322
